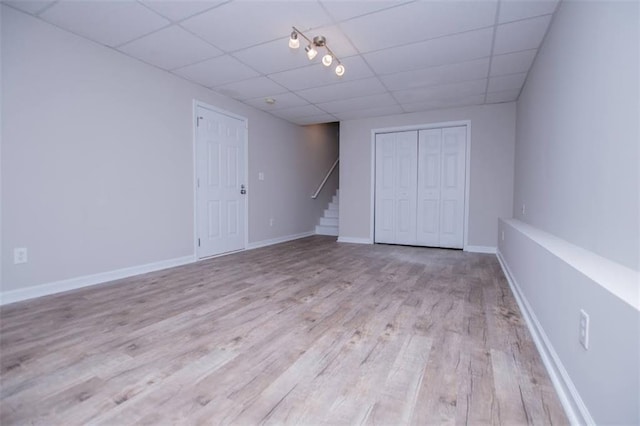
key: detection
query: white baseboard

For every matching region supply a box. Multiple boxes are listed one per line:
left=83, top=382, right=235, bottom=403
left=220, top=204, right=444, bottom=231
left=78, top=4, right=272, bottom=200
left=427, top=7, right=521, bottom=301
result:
left=337, top=236, right=373, bottom=244
left=0, top=255, right=195, bottom=306
left=496, top=250, right=594, bottom=426
left=246, top=231, right=314, bottom=250
left=464, top=245, right=497, bottom=254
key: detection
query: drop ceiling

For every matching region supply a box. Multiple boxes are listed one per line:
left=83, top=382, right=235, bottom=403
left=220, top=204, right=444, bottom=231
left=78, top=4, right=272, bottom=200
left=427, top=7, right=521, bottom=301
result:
left=4, top=0, right=559, bottom=125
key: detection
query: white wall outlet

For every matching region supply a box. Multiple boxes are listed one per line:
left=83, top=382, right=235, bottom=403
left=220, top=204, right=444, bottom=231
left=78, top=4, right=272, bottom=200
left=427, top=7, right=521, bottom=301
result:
left=269, top=218, right=274, bottom=227
left=258, top=172, right=265, bottom=181
left=521, top=204, right=526, bottom=216
left=14, top=248, right=28, bottom=264
left=579, top=309, right=590, bottom=350
left=501, top=230, right=505, bottom=241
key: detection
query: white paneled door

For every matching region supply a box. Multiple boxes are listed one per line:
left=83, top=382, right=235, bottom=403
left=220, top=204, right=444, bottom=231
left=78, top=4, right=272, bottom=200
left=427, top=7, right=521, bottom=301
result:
left=375, top=126, right=466, bottom=249
left=196, top=106, right=246, bottom=258
left=375, top=131, right=418, bottom=245
left=417, top=127, right=466, bottom=248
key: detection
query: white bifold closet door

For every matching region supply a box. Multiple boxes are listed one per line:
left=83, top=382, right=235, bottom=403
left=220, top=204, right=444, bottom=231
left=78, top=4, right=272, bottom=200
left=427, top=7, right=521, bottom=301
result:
left=374, top=131, right=418, bottom=245
left=417, top=127, right=466, bottom=248
left=375, top=126, right=466, bottom=249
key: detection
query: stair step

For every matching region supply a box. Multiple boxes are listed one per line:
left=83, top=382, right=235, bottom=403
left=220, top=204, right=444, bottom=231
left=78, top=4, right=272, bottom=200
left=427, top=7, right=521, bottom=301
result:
left=315, top=225, right=338, bottom=236
left=324, top=208, right=338, bottom=218
left=315, top=189, right=339, bottom=237
left=320, top=217, right=338, bottom=227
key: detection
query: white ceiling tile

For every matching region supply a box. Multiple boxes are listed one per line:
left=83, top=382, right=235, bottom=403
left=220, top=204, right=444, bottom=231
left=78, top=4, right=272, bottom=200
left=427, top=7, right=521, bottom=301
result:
left=340, top=0, right=497, bottom=53
left=293, top=114, right=339, bottom=125
left=333, top=104, right=404, bottom=121
left=393, top=79, right=487, bottom=104
left=317, top=92, right=398, bottom=114
left=319, top=0, right=410, bottom=22
left=493, top=15, right=552, bottom=55
left=4, top=0, right=54, bottom=15
left=364, top=28, right=494, bottom=75
left=271, top=104, right=328, bottom=120
left=244, top=92, right=310, bottom=111
left=498, top=0, right=559, bottom=24
left=173, top=55, right=260, bottom=87
left=118, top=25, right=221, bottom=70
left=379, top=58, right=490, bottom=91
left=269, top=55, right=374, bottom=91
left=141, top=1, right=225, bottom=22
left=487, top=72, right=527, bottom=92
left=20, top=0, right=549, bottom=125
left=180, top=1, right=332, bottom=52
left=233, top=37, right=314, bottom=75
left=297, top=77, right=386, bottom=104
left=490, top=49, right=537, bottom=76
left=216, top=77, right=287, bottom=101
left=401, top=94, right=485, bottom=113
left=486, top=89, right=520, bottom=103
left=39, top=1, right=170, bottom=47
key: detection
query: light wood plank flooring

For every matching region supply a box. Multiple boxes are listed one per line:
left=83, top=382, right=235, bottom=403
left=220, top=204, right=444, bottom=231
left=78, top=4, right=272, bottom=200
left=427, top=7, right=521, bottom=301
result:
left=0, top=236, right=567, bottom=425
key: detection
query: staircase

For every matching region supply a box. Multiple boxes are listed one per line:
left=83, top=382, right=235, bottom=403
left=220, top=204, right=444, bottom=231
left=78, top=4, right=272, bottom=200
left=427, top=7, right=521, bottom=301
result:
left=315, top=190, right=339, bottom=236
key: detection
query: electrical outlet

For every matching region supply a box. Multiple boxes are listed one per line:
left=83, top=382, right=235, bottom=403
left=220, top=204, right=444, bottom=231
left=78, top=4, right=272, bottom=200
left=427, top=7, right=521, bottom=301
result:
left=521, top=204, right=526, bottom=216
left=258, top=172, right=264, bottom=181
left=269, top=218, right=274, bottom=227
left=14, top=248, right=28, bottom=264
left=501, top=230, right=505, bottom=241
left=579, top=309, right=590, bottom=350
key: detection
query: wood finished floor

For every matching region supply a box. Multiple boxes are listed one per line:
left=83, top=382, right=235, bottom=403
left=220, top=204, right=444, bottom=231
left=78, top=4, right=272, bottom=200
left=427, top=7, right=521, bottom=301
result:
left=0, top=236, right=567, bottom=425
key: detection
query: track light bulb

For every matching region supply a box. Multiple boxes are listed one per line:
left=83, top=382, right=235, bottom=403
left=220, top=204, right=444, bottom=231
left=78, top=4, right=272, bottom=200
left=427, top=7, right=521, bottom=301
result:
left=335, top=64, right=345, bottom=76
left=322, top=54, right=333, bottom=67
left=305, top=45, right=318, bottom=60
left=288, top=31, right=299, bottom=49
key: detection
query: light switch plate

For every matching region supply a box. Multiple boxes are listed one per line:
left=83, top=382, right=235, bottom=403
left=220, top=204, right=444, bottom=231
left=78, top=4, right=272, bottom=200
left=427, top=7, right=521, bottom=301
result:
left=14, top=248, right=28, bottom=264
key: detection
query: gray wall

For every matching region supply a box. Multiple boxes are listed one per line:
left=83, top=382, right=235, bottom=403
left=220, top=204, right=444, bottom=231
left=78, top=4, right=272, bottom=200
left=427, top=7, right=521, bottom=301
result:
left=249, top=122, right=339, bottom=244
left=1, top=6, right=337, bottom=293
left=502, top=0, right=640, bottom=424
left=514, top=0, right=639, bottom=271
left=499, top=219, right=639, bottom=425
left=339, top=103, right=516, bottom=248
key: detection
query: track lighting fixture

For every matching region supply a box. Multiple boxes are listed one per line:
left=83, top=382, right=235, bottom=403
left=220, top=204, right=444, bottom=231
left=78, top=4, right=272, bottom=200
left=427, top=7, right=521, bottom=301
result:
left=305, top=44, right=318, bottom=60
left=288, top=26, right=345, bottom=77
left=288, top=31, right=299, bottom=49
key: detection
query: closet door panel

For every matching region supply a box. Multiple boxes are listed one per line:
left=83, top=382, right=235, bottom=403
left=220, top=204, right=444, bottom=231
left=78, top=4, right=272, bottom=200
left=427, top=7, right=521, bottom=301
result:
left=417, top=129, right=442, bottom=246
left=374, top=131, right=417, bottom=244
left=439, top=126, right=466, bottom=248
left=394, top=133, right=418, bottom=245
left=374, top=134, right=397, bottom=244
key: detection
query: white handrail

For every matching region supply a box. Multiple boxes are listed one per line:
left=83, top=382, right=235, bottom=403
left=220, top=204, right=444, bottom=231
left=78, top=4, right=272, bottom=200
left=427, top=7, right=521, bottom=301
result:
left=311, top=158, right=339, bottom=199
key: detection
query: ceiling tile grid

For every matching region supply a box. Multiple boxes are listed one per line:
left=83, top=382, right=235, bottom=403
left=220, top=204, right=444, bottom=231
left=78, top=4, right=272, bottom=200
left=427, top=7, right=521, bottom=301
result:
left=5, top=0, right=560, bottom=125
left=117, top=25, right=223, bottom=70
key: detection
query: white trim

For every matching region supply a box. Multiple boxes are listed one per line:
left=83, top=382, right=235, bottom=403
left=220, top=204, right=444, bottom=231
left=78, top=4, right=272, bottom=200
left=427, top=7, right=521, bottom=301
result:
left=193, top=100, right=249, bottom=260
left=502, top=219, right=638, bottom=310
left=337, top=236, right=373, bottom=244
left=0, top=255, right=195, bottom=306
left=246, top=231, right=315, bottom=250
left=496, top=249, right=594, bottom=426
left=369, top=120, right=472, bottom=247
left=462, top=122, right=471, bottom=249
left=464, top=245, right=496, bottom=254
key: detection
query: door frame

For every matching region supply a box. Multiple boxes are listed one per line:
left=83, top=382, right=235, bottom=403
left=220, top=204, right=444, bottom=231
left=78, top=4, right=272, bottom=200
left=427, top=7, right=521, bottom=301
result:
left=369, top=120, right=471, bottom=249
left=192, top=100, right=249, bottom=260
